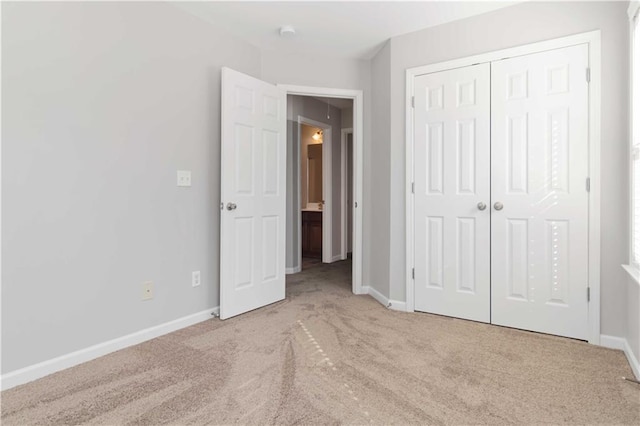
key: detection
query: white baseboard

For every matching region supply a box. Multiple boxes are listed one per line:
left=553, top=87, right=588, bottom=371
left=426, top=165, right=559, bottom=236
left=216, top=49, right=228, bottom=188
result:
left=285, top=266, right=301, bottom=274
left=1, top=307, right=218, bottom=391
left=600, top=335, right=626, bottom=350
left=362, top=286, right=410, bottom=312
left=388, top=300, right=408, bottom=312
left=600, top=335, right=640, bottom=380
left=330, top=254, right=343, bottom=263
left=363, top=285, right=389, bottom=307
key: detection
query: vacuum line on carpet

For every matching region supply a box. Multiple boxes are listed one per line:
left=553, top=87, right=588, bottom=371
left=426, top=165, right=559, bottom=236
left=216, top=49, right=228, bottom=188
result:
left=297, top=320, right=372, bottom=423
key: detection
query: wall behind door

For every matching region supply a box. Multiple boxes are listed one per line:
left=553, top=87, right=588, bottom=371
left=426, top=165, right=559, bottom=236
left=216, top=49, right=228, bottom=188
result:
left=377, top=1, right=630, bottom=338
left=1, top=1, right=262, bottom=374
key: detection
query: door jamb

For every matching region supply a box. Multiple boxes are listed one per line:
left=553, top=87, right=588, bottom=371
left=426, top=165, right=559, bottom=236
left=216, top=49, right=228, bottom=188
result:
left=405, top=30, right=602, bottom=344
left=341, top=128, right=354, bottom=260
left=298, top=116, right=332, bottom=264
left=280, top=85, right=365, bottom=295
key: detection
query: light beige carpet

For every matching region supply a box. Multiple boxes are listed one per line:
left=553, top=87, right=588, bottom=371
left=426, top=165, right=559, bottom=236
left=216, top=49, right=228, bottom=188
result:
left=2, top=260, right=639, bottom=425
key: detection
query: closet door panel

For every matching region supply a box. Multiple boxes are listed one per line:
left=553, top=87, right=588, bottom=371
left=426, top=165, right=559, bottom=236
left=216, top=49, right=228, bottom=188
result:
left=490, top=44, right=590, bottom=339
left=414, top=64, right=491, bottom=323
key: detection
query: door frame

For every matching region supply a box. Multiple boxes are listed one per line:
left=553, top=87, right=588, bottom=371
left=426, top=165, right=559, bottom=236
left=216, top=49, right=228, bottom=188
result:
left=297, top=115, right=332, bottom=264
left=341, top=127, right=354, bottom=260
left=404, top=30, right=602, bottom=344
left=279, top=84, right=365, bottom=295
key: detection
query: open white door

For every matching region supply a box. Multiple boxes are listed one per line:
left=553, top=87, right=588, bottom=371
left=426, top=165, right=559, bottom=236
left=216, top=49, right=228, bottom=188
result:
left=220, top=68, right=286, bottom=320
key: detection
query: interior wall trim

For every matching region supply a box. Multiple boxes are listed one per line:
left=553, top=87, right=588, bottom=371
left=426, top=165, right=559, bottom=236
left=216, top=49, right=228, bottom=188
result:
left=363, top=286, right=407, bottom=312
left=0, top=308, right=218, bottom=391
left=600, top=335, right=640, bottom=380
left=363, top=285, right=389, bottom=307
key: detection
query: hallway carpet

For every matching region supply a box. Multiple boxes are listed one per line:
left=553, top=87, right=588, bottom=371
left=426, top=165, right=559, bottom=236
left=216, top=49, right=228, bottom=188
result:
left=2, top=260, right=639, bottom=424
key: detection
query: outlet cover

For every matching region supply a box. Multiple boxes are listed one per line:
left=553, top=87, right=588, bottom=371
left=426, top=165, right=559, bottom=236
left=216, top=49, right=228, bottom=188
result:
left=142, top=281, right=154, bottom=300
left=192, top=271, right=201, bottom=287
left=177, top=170, right=192, bottom=187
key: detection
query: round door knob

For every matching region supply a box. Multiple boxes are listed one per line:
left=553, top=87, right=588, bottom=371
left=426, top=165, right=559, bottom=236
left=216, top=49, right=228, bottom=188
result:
left=226, top=202, right=237, bottom=211
left=477, top=202, right=487, bottom=211
left=494, top=202, right=504, bottom=211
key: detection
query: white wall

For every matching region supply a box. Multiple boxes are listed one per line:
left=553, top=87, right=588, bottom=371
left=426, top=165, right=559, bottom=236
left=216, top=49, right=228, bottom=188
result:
left=383, top=1, right=630, bottom=337
left=627, top=278, right=640, bottom=370
left=369, top=41, right=392, bottom=298
left=261, top=50, right=371, bottom=92
left=285, top=97, right=301, bottom=270
left=1, top=2, right=262, bottom=373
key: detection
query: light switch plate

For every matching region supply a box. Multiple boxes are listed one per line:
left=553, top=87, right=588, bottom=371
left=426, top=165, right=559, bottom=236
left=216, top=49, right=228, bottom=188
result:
left=177, top=170, right=191, bottom=187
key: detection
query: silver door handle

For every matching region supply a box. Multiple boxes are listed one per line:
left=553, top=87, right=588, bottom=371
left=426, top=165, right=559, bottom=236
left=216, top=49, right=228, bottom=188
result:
left=477, top=202, right=487, bottom=211
left=494, top=202, right=504, bottom=211
left=226, top=202, right=237, bottom=211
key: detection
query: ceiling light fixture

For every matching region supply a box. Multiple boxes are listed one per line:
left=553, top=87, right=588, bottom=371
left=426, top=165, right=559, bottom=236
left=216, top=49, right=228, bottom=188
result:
left=279, top=25, right=296, bottom=38
left=312, top=130, right=323, bottom=141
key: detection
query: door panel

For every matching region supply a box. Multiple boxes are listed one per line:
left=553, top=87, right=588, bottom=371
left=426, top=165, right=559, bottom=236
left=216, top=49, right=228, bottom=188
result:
left=220, top=68, right=286, bottom=320
left=414, top=63, right=491, bottom=323
left=491, top=44, right=589, bottom=339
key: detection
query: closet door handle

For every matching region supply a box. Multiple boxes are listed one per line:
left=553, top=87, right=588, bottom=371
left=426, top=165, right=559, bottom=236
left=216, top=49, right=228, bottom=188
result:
left=477, top=202, right=487, bottom=211
left=494, top=202, right=504, bottom=211
left=226, top=202, right=237, bottom=211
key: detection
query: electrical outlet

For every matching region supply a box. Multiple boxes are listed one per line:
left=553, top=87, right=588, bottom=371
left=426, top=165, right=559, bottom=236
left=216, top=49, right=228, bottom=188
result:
left=192, top=271, right=201, bottom=287
left=142, top=281, right=154, bottom=300
left=177, top=170, right=191, bottom=187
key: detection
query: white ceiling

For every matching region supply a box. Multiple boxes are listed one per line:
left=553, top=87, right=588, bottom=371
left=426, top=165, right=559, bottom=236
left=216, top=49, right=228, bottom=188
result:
left=172, top=1, right=519, bottom=60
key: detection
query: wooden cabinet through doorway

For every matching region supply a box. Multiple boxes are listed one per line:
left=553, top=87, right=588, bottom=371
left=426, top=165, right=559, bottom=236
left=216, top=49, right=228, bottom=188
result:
left=302, top=211, right=322, bottom=259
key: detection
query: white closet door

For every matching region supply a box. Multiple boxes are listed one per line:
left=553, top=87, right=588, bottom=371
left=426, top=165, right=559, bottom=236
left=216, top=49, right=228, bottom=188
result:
left=491, top=45, right=589, bottom=339
left=414, top=64, right=491, bottom=322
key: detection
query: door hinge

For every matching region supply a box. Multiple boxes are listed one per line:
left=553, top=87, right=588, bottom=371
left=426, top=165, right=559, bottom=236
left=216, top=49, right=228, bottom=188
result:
left=412, top=268, right=415, bottom=279
left=586, top=177, right=590, bottom=192
left=587, top=287, right=591, bottom=302
left=355, top=201, right=358, bottom=208
left=411, top=96, right=415, bottom=108
left=586, top=68, right=591, bottom=83
left=411, top=182, right=415, bottom=194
